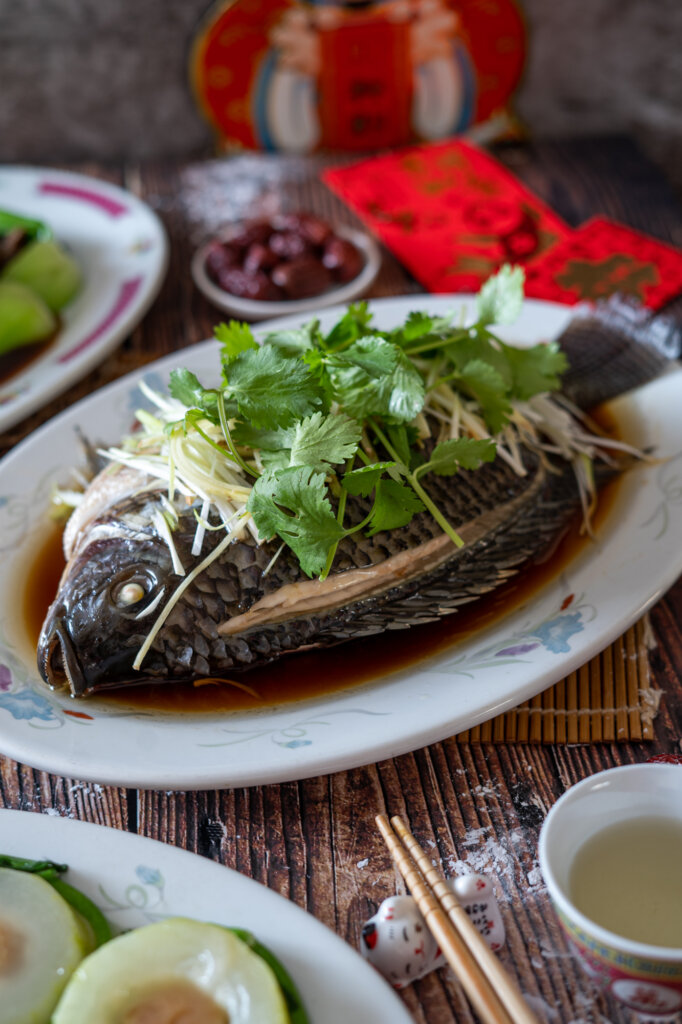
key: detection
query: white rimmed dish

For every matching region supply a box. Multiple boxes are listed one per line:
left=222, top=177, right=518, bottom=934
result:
left=0, top=808, right=412, bottom=1024
left=191, top=225, right=381, bottom=321
left=539, top=764, right=682, bottom=1016
left=0, top=296, right=681, bottom=789
left=0, top=166, right=168, bottom=431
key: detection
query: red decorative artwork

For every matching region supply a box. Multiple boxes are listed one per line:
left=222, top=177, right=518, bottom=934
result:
left=190, top=0, right=526, bottom=152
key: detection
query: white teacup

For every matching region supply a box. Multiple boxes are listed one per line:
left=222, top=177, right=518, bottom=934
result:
left=539, top=763, right=682, bottom=1017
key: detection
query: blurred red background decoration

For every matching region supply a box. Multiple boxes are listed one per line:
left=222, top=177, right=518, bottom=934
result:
left=190, top=0, right=526, bottom=152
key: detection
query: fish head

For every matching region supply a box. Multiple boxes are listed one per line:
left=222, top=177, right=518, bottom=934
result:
left=37, top=535, right=175, bottom=697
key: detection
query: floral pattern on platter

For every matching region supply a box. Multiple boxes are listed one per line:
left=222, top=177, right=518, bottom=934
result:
left=436, top=591, right=595, bottom=678
left=641, top=450, right=682, bottom=540
left=198, top=708, right=392, bottom=749
left=0, top=627, right=64, bottom=728
left=98, top=865, right=168, bottom=926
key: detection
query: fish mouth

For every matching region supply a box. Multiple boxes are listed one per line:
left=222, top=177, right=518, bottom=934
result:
left=39, top=618, right=90, bottom=698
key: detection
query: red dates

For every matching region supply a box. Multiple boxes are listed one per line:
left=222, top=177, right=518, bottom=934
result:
left=205, top=214, right=364, bottom=303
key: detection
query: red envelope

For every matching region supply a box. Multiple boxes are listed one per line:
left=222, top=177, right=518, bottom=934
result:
left=322, top=140, right=570, bottom=293
left=524, top=217, right=682, bottom=310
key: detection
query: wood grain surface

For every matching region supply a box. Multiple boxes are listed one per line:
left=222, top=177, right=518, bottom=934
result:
left=1, top=138, right=681, bottom=1024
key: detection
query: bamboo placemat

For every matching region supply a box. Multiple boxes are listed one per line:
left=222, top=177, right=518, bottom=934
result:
left=455, top=617, right=660, bottom=744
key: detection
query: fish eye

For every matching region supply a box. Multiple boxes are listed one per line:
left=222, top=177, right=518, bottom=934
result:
left=110, top=572, right=157, bottom=610
left=116, top=582, right=145, bottom=606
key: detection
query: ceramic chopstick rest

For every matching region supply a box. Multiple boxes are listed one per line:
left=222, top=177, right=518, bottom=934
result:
left=360, top=874, right=505, bottom=988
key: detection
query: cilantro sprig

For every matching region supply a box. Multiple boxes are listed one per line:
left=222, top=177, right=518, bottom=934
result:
left=163, top=265, right=569, bottom=578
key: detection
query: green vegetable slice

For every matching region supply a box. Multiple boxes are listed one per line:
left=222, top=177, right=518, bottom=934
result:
left=0, top=867, right=93, bottom=1024
left=2, top=239, right=81, bottom=311
left=52, top=917, right=290, bottom=1024
left=0, top=281, right=56, bottom=354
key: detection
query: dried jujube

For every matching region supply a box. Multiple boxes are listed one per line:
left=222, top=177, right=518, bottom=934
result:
left=204, top=214, right=364, bottom=303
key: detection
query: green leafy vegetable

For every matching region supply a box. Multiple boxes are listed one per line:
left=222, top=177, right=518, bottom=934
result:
left=323, top=301, right=373, bottom=350
left=225, top=346, right=324, bottom=429
left=262, top=319, right=322, bottom=356
left=215, top=320, right=258, bottom=367
left=415, top=437, right=497, bottom=478
left=248, top=467, right=345, bottom=577
left=365, top=478, right=425, bottom=536
left=122, top=263, right=575, bottom=583
left=476, top=264, right=525, bottom=326
left=168, top=369, right=221, bottom=422
left=342, top=461, right=398, bottom=497
left=500, top=340, right=569, bottom=400
left=287, top=412, right=362, bottom=470
left=0, top=208, right=51, bottom=240
left=326, top=336, right=425, bottom=423
left=455, top=359, right=511, bottom=434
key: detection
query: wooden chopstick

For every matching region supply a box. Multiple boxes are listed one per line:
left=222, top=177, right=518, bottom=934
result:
left=376, top=814, right=540, bottom=1024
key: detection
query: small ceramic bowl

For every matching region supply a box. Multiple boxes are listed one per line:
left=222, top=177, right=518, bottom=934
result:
left=191, top=224, right=381, bottom=322
left=539, top=763, right=682, bottom=1017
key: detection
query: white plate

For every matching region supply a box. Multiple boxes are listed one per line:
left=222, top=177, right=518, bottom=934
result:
left=0, top=166, right=168, bottom=431
left=0, top=808, right=410, bottom=1023
left=192, top=225, right=381, bottom=321
left=0, top=296, right=681, bottom=790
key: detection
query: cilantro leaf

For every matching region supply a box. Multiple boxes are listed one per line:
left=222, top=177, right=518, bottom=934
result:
left=388, top=310, right=454, bottom=347
left=342, top=461, right=397, bottom=497
left=365, top=479, right=425, bottom=536
left=225, top=346, right=324, bottom=429
left=417, top=437, right=497, bottom=478
left=214, top=321, right=258, bottom=370
left=262, top=319, right=322, bottom=356
left=384, top=423, right=421, bottom=468
left=168, top=369, right=221, bottom=422
left=446, top=333, right=513, bottom=390
left=231, top=422, right=291, bottom=451
left=247, top=467, right=345, bottom=577
left=324, top=302, right=373, bottom=350
left=288, top=412, right=361, bottom=470
left=233, top=413, right=360, bottom=472
left=476, top=264, right=524, bottom=327
left=500, top=341, right=568, bottom=400
left=327, top=337, right=425, bottom=424
left=457, top=359, right=511, bottom=434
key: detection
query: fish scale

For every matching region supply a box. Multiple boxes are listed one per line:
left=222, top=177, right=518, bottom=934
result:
left=37, top=297, right=681, bottom=697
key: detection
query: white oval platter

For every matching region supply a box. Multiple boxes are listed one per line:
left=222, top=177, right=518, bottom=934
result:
left=0, top=808, right=412, bottom=1023
left=0, top=296, right=680, bottom=789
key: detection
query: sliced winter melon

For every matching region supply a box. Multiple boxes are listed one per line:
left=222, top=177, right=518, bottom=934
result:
left=0, top=281, right=56, bottom=354
left=52, top=917, right=290, bottom=1024
left=0, top=867, right=93, bottom=1024
left=2, top=238, right=82, bottom=311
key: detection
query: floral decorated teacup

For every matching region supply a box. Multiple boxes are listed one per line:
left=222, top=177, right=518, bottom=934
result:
left=539, top=763, right=682, bottom=1017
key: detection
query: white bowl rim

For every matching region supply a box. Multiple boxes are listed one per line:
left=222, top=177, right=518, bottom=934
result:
left=191, top=224, right=381, bottom=321
left=538, top=762, right=682, bottom=962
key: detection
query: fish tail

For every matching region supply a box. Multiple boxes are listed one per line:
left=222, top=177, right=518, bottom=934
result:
left=558, top=296, right=682, bottom=410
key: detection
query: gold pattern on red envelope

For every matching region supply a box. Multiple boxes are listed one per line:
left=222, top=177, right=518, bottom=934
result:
left=524, top=218, right=682, bottom=309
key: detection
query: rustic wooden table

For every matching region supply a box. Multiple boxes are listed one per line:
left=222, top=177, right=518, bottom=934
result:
left=2, top=137, right=682, bottom=1024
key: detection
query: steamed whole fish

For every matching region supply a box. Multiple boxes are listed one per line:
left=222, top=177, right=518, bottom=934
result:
left=37, top=297, right=681, bottom=697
